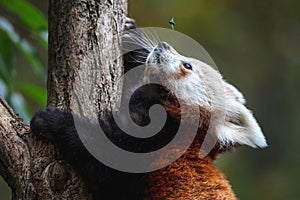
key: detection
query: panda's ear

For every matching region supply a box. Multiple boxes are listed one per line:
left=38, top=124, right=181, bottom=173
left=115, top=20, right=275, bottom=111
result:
left=216, top=84, right=267, bottom=148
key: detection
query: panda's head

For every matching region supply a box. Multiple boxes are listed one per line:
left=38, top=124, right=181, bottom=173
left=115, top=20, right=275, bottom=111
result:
left=144, top=41, right=267, bottom=149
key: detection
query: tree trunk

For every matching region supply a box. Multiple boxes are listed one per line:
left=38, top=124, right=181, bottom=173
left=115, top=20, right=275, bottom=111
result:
left=0, top=0, right=127, bottom=199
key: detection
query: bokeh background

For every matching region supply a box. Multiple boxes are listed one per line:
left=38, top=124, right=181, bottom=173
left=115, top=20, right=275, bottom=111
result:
left=1, top=0, right=299, bottom=199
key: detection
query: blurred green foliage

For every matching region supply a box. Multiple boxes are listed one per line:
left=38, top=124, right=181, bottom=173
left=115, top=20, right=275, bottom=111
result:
left=0, top=0, right=300, bottom=199
left=0, top=0, right=47, bottom=197
left=0, top=0, right=47, bottom=124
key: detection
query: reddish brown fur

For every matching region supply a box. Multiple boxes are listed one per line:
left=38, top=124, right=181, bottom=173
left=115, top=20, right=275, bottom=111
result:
left=142, top=92, right=237, bottom=199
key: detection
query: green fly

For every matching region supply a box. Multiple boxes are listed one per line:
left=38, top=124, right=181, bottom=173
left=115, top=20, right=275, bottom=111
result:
left=169, top=17, right=175, bottom=30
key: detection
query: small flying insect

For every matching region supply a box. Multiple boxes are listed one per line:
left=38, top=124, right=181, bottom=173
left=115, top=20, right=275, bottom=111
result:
left=169, top=17, right=176, bottom=30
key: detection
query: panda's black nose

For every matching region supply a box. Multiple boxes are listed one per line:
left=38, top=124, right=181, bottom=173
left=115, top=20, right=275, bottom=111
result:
left=157, top=42, right=171, bottom=50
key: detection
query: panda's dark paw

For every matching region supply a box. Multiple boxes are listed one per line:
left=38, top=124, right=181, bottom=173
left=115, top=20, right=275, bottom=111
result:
left=123, top=17, right=143, bottom=40
left=123, top=17, right=149, bottom=70
left=30, top=106, right=64, bottom=139
left=125, top=17, right=138, bottom=30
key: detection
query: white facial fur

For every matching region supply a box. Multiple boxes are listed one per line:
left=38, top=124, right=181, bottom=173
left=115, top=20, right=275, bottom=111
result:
left=144, top=42, right=267, bottom=148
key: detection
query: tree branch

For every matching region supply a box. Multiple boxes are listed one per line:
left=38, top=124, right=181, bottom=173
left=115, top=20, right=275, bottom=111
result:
left=0, top=0, right=127, bottom=199
left=0, top=96, right=89, bottom=199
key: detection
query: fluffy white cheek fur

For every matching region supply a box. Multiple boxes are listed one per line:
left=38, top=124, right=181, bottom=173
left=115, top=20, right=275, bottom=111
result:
left=166, top=76, right=267, bottom=149
left=165, top=75, right=211, bottom=108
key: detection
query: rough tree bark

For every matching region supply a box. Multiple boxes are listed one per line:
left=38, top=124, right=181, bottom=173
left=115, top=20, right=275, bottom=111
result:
left=0, top=0, right=127, bottom=199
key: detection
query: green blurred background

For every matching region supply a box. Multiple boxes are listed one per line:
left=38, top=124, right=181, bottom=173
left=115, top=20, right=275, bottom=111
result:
left=0, top=0, right=299, bottom=199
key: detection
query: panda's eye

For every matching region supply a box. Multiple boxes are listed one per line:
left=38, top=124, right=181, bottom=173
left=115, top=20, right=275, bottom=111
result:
left=182, top=62, right=193, bottom=70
